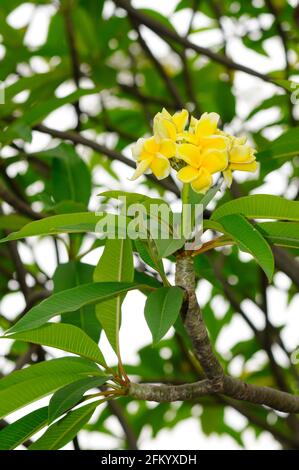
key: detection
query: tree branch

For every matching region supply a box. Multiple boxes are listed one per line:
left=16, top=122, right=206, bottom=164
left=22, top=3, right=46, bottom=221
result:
left=113, top=0, right=285, bottom=88
left=126, top=253, right=299, bottom=414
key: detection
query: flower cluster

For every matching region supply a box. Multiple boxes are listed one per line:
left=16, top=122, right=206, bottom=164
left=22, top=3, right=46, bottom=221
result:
left=131, top=109, right=257, bottom=193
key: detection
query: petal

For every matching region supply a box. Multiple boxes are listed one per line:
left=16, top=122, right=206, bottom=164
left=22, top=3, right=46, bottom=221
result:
left=159, top=139, right=176, bottom=158
left=177, top=165, right=199, bottom=183
left=143, top=136, right=160, bottom=154
left=139, top=150, right=154, bottom=162
left=201, top=149, right=228, bottom=174
left=131, top=137, right=145, bottom=161
left=150, top=154, right=171, bottom=180
left=230, top=161, right=258, bottom=172
left=230, top=145, right=255, bottom=163
left=172, top=109, right=189, bottom=132
left=201, top=135, right=228, bottom=150
left=177, top=143, right=202, bottom=167
left=130, top=158, right=153, bottom=181
left=189, top=116, right=198, bottom=131
left=195, top=112, right=220, bottom=138
left=161, top=108, right=172, bottom=119
left=154, top=115, right=177, bottom=140
left=191, top=168, right=213, bottom=194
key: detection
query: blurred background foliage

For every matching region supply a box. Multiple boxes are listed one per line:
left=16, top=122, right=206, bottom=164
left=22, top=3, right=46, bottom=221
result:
left=0, top=0, right=299, bottom=450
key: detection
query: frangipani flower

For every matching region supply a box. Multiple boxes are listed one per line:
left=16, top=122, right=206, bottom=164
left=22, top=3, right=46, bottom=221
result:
left=129, top=108, right=257, bottom=190
left=153, top=108, right=189, bottom=141
left=176, top=143, right=228, bottom=193
left=130, top=136, right=176, bottom=180
left=222, top=134, right=258, bottom=187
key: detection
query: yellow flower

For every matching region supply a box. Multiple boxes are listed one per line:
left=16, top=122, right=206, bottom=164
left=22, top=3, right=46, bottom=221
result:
left=153, top=108, right=189, bottom=141
left=184, top=112, right=223, bottom=143
left=222, top=135, right=258, bottom=187
left=176, top=143, right=228, bottom=193
left=130, top=136, right=176, bottom=180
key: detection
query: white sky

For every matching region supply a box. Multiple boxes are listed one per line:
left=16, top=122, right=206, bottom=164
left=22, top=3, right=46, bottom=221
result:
left=0, top=0, right=299, bottom=450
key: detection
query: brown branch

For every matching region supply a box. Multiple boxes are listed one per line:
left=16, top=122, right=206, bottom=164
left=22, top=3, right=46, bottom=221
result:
left=113, top=0, right=285, bottom=88
left=175, top=254, right=224, bottom=389
left=129, top=379, right=212, bottom=402
left=0, top=181, right=43, bottom=220
left=273, top=246, right=299, bottom=291
left=130, top=17, right=185, bottom=109
left=129, top=375, right=299, bottom=413
left=119, top=83, right=175, bottom=109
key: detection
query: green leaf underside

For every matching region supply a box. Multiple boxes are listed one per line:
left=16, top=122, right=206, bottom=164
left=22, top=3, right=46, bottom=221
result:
left=0, top=407, right=48, bottom=450
left=0, top=357, right=100, bottom=419
left=4, top=323, right=106, bottom=366
left=93, top=239, right=134, bottom=354
left=6, top=282, right=138, bottom=335
left=144, top=287, right=185, bottom=344
left=29, top=402, right=97, bottom=450
left=212, top=195, right=299, bottom=221
left=134, top=238, right=168, bottom=281
left=48, top=376, right=109, bottom=424
left=218, top=214, right=274, bottom=281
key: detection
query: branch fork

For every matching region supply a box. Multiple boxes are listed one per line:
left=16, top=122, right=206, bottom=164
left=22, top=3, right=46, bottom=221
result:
left=128, top=254, right=299, bottom=414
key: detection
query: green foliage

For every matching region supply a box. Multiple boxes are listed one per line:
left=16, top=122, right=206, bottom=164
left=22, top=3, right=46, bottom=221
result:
left=5, top=323, right=107, bottom=366
left=0, top=407, right=48, bottom=450
left=48, top=376, right=109, bottom=424
left=6, top=282, right=138, bottom=335
left=53, top=261, right=101, bottom=342
left=0, top=357, right=101, bottom=419
left=0, top=0, right=298, bottom=451
left=212, top=195, right=299, bottom=221
left=218, top=214, right=275, bottom=281
left=93, top=239, right=134, bottom=354
left=145, top=287, right=184, bottom=344
left=29, top=402, right=98, bottom=450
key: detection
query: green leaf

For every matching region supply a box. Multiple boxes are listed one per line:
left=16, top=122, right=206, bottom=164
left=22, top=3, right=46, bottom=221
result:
left=218, top=214, right=275, bottom=281
left=0, top=407, right=48, bottom=450
left=257, top=222, right=299, bottom=249
left=144, top=287, right=184, bottom=344
left=29, top=402, right=97, bottom=450
left=0, top=213, right=104, bottom=243
left=257, top=127, right=299, bottom=161
left=0, top=87, right=102, bottom=146
left=100, top=190, right=168, bottom=209
left=212, top=195, right=299, bottom=222
left=93, top=239, right=134, bottom=354
left=46, top=144, right=91, bottom=206
left=4, top=323, right=106, bottom=366
left=0, top=214, right=29, bottom=231
left=48, top=376, right=108, bottom=424
left=5, top=282, right=138, bottom=335
left=53, top=261, right=101, bottom=342
left=154, top=237, right=186, bottom=259
left=134, top=238, right=169, bottom=283
left=0, top=357, right=100, bottom=419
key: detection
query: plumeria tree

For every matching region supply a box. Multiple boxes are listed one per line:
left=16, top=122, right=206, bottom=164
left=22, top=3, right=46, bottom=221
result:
left=0, top=0, right=299, bottom=451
